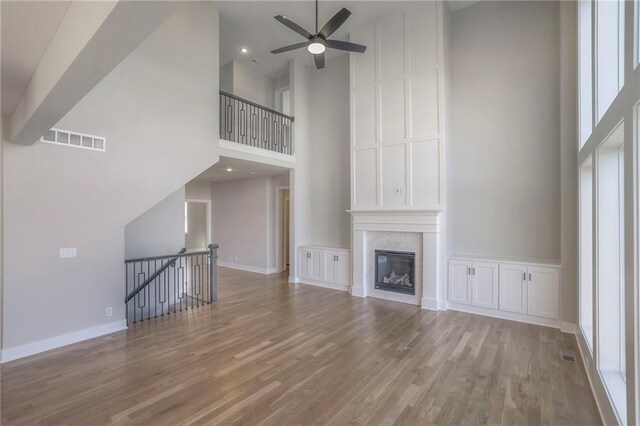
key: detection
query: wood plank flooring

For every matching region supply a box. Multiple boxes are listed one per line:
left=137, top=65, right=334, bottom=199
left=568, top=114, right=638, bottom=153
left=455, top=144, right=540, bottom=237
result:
left=2, top=267, right=600, bottom=425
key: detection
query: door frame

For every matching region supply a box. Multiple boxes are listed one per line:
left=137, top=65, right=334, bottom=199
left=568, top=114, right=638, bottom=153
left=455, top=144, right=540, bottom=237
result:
left=185, top=198, right=212, bottom=248
left=275, top=186, right=290, bottom=273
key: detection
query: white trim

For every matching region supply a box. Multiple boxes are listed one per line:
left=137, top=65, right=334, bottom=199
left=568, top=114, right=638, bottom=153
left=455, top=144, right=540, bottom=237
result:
left=421, top=296, right=440, bottom=311
left=185, top=198, right=212, bottom=247
left=1, top=320, right=127, bottom=363
left=275, top=186, right=290, bottom=274
left=576, top=330, right=618, bottom=425
left=351, top=285, right=366, bottom=297
left=449, top=254, right=562, bottom=268
left=295, top=278, right=349, bottom=293
left=561, top=322, right=578, bottom=334
left=446, top=302, right=561, bottom=329
left=219, top=139, right=295, bottom=168
left=218, top=261, right=278, bottom=275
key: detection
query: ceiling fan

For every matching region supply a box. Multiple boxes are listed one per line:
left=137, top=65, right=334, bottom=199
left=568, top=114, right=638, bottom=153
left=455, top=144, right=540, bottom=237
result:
left=270, top=0, right=367, bottom=69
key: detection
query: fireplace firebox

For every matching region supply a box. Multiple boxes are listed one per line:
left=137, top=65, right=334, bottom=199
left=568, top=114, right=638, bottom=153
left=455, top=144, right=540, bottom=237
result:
left=374, top=250, right=416, bottom=295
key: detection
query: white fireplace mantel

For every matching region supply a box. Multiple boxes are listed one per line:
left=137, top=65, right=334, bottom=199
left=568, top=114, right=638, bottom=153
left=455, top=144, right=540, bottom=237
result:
left=349, top=209, right=444, bottom=310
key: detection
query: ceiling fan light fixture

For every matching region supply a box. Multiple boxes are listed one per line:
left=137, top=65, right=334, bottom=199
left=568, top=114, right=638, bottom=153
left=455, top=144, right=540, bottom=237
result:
left=308, top=40, right=326, bottom=54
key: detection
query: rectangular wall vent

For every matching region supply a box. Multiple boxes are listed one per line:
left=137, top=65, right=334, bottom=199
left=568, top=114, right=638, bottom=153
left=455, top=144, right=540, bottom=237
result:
left=40, top=128, right=106, bottom=152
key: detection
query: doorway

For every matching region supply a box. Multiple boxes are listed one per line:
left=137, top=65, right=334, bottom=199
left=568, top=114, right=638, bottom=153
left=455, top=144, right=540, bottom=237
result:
left=276, top=187, right=290, bottom=273
left=185, top=200, right=211, bottom=250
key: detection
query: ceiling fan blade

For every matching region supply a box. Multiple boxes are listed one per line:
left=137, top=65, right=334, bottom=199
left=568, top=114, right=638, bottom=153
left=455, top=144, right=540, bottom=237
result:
left=314, top=53, right=325, bottom=69
left=271, top=42, right=309, bottom=54
left=274, top=15, right=313, bottom=39
left=325, top=39, right=367, bottom=53
left=318, top=8, right=351, bottom=39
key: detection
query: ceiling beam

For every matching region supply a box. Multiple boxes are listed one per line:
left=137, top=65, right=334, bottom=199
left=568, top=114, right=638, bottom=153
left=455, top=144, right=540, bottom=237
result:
left=8, top=1, right=181, bottom=145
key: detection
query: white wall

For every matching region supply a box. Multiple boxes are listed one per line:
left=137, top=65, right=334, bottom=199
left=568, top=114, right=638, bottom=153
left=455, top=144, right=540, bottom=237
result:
left=186, top=180, right=212, bottom=201
left=220, top=61, right=233, bottom=94
left=2, top=3, right=220, bottom=350
left=309, top=54, right=350, bottom=247
left=222, top=60, right=275, bottom=108
left=186, top=201, right=207, bottom=250
left=125, top=187, right=186, bottom=259
left=211, top=174, right=288, bottom=273
left=448, top=1, right=561, bottom=261
left=559, top=1, right=578, bottom=325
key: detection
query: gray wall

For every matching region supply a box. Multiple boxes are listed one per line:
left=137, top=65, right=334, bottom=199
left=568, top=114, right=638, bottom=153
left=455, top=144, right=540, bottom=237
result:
left=309, top=54, right=351, bottom=248
left=186, top=201, right=207, bottom=249
left=448, top=1, right=561, bottom=260
left=2, top=3, right=220, bottom=349
left=125, top=187, right=186, bottom=259
left=211, top=174, right=288, bottom=272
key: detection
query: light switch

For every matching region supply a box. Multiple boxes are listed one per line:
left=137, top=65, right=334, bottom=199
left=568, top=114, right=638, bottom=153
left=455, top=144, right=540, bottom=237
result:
left=60, top=247, right=77, bottom=258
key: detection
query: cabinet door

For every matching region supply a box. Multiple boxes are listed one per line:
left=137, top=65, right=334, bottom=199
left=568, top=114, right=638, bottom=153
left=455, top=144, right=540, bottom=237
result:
left=335, top=252, right=350, bottom=285
left=472, top=261, right=499, bottom=309
left=298, top=248, right=311, bottom=279
left=323, top=251, right=337, bottom=283
left=448, top=260, right=472, bottom=305
left=527, top=266, right=559, bottom=319
left=499, top=264, right=527, bottom=314
left=309, top=249, right=323, bottom=281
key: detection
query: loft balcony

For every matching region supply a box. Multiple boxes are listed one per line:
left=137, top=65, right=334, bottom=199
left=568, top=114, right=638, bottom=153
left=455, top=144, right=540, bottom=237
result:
left=219, top=91, right=294, bottom=165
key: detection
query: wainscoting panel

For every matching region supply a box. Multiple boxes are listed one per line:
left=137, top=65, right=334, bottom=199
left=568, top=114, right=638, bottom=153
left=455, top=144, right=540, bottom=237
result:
left=350, top=3, right=444, bottom=211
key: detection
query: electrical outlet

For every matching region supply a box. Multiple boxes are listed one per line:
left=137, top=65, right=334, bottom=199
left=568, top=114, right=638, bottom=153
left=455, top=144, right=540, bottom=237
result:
left=59, top=247, right=77, bottom=258
left=106, top=307, right=113, bottom=318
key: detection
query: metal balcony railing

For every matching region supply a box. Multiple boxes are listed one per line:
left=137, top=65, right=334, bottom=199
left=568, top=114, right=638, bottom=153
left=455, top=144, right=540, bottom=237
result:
left=219, top=91, right=294, bottom=155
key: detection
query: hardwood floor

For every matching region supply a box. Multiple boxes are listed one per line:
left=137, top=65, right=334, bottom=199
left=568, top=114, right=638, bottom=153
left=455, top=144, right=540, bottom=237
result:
left=2, top=267, right=600, bottom=425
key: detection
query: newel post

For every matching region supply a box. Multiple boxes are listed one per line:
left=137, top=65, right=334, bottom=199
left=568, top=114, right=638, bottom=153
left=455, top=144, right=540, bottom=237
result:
left=208, top=244, right=219, bottom=303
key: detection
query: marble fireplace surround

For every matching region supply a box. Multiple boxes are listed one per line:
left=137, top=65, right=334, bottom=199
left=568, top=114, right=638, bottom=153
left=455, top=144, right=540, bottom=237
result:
left=349, top=210, right=442, bottom=310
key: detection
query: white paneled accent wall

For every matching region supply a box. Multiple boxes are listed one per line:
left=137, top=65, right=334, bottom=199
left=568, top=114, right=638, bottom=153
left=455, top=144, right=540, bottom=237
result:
left=350, top=2, right=444, bottom=211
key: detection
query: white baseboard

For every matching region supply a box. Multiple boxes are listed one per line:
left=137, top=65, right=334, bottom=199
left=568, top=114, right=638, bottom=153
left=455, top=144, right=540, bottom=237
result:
left=350, top=286, right=366, bottom=297
left=1, top=320, right=127, bottom=363
left=288, top=275, right=298, bottom=283
left=218, top=261, right=279, bottom=275
left=446, top=302, right=561, bottom=329
left=560, top=321, right=577, bottom=334
left=296, top=279, right=349, bottom=292
left=421, top=297, right=440, bottom=311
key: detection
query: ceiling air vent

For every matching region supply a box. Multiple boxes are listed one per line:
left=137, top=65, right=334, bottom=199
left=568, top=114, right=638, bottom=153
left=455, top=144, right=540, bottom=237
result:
left=40, top=128, right=106, bottom=152
left=251, top=58, right=263, bottom=64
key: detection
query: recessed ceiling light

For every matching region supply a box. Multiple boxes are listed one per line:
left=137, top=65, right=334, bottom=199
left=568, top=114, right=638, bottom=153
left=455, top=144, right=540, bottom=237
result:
left=250, top=172, right=256, bottom=175
left=225, top=168, right=233, bottom=172
left=240, top=47, right=248, bottom=54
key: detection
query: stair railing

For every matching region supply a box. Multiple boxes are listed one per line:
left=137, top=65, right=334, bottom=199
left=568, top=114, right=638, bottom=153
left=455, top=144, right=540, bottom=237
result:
left=124, top=244, right=219, bottom=325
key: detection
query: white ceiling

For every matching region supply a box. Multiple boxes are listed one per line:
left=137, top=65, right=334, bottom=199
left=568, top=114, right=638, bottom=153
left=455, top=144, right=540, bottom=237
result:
left=215, top=1, right=419, bottom=78
left=1, top=1, right=71, bottom=116
left=193, top=156, right=290, bottom=183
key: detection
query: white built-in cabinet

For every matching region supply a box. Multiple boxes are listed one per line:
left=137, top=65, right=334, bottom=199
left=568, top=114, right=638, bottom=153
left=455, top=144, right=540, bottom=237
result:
left=448, top=260, right=499, bottom=309
left=449, top=257, right=561, bottom=326
left=298, top=246, right=350, bottom=291
left=298, top=247, right=322, bottom=282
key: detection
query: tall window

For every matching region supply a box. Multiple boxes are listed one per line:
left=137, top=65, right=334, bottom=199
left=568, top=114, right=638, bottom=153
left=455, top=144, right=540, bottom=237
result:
left=579, top=160, right=594, bottom=351
left=596, top=123, right=626, bottom=418
left=579, top=0, right=592, bottom=147
left=596, top=0, right=624, bottom=121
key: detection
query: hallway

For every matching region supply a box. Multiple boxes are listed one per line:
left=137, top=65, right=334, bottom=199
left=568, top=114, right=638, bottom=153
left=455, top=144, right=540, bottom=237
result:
left=2, top=268, right=599, bottom=425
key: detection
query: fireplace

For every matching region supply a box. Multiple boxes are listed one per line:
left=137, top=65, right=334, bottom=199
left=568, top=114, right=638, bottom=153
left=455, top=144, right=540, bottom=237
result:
left=375, top=250, right=416, bottom=295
